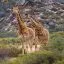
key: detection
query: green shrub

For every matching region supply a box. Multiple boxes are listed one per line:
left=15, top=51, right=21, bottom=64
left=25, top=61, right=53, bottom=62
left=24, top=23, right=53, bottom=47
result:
left=54, top=60, right=64, bottom=64
left=41, top=32, right=64, bottom=61
left=9, top=51, right=58, bottom=64
left=0, top=47, right=22, bottom=57
left=0, top=32, right=64, bottom=64
left=0, top=38, right=22, bottom=45
left=0, top=38, right=22, bottom=57
left=49, top=32, right=64, bottom=52
left=0, top=51, right=64, bottom=64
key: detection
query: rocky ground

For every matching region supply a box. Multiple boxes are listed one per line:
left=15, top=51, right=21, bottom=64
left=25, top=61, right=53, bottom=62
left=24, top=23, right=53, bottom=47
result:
left=0, top=1, right=64, bottom=37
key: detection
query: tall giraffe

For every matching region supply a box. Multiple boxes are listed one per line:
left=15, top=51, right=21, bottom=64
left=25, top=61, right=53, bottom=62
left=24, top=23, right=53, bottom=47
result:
left=28, top=16, right=49, bottom=50
left=31, top=17, right=49, bottom=44
left=12, top=6, right=35, bottom=54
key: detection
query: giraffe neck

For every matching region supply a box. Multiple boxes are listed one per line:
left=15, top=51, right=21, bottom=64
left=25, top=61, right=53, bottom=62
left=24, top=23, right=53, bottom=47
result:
left=31, top=17, right=44, bottom=30
left=15, top=12, right=27, bottom=34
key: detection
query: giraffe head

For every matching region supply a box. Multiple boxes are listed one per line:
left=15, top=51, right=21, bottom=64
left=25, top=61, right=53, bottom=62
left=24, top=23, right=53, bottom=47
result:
left=29, top=17, right=43, bottom=28
left=13, top=6, right=19, bottom=14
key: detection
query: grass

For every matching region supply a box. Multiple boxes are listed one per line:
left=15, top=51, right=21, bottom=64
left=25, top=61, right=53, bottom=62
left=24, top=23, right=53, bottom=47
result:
left=0, top=32, right=64, bottom=64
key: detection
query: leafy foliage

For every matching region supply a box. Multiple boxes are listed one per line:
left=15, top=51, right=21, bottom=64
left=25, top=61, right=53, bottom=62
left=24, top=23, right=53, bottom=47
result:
left=0, top=51, right=58, bottom=64
left=0, top=32, right=64, bottom=64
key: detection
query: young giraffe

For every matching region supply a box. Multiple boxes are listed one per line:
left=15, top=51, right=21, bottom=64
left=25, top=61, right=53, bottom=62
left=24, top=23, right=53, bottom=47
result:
left=12, top=6, right=35, bottom=54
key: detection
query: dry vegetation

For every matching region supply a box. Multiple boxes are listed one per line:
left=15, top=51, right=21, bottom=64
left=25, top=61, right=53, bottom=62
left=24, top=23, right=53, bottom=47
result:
left=0, top=32, right=64, bottom=64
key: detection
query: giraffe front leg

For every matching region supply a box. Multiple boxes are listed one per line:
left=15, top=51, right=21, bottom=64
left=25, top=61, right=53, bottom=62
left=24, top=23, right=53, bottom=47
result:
left=28, top=44, right=32, bottom=53
left=22, top=43, right=25, bottom=55
left=32, top=45, right=36, bottom=52
left=25, top=44, right=31, bottom=53
left=25, top=44, right=30, bottom=53
left=35, top=44, right=41, bottom=51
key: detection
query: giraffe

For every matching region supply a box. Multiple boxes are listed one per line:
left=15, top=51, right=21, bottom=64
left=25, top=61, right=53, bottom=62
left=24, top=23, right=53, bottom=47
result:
left=12, top=6, right=35, bottom=54
left=28, top=16, right=49, bottom=51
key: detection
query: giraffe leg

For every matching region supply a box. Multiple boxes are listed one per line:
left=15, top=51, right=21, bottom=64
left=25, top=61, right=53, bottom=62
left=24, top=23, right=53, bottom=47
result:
left=25, top=44, right=31, bottom=53
left=35, top=44, right=37, bottom=51
left=22, top=43, right=25, bottom=55
left=22, top=47, right=24, bottom=55
left=32, top=44, right=35, bottom=52
left=30, top=45, right=33, bottom=53
left=26, top=44, right=30, bottom=53
left=35, top=44, right=41, bottom=51
left=29, top=44, right=32, bottom=53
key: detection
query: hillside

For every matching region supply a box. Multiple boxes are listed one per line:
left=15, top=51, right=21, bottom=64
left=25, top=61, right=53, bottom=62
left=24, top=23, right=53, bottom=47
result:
left=0, top=0, right=64, bottom=37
